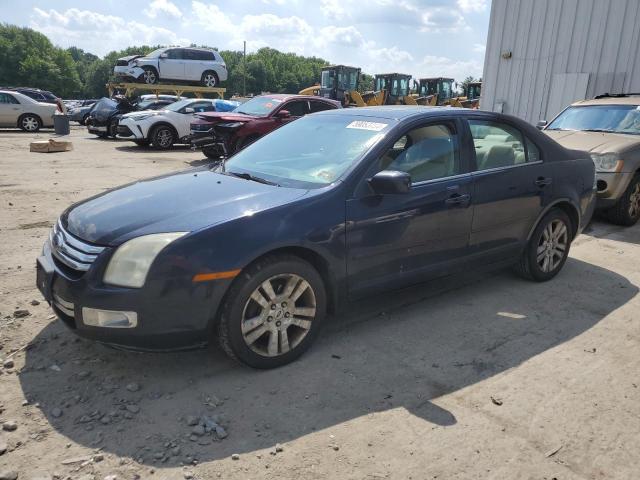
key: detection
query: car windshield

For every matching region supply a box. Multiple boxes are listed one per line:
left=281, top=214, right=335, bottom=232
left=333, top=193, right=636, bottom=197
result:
left=145, top=48, right=165, bottom=58
left=234, top=96, right=284, bottom=117
left=547, top=104, right=640, bottom=135
left=222, top=114, right=390, bottom=188
left=164, top=99, right=194, bottom=112
left=136, top=99, right=160, bottom=110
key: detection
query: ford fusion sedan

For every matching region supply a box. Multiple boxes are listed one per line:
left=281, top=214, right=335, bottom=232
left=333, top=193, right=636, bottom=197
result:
left=117, top=98, right=240, bottom=149
left=37, top=107, right=595, bottom=369
left=189, top=94, right=341, bottom=158
left=541, top=93, right=640, bottom=226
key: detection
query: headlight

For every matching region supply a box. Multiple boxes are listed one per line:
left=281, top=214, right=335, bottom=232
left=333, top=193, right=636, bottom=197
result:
left=103, top=232, right=187, bottom=288
left=591, top=153, right=623, bottom=172
left=129, top=113, right=157, bottom=121
left=217, top=122, right=244, bottom=129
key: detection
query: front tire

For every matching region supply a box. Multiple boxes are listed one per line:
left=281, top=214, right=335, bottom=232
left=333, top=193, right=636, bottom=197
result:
left=142, top=67, right=158, bottom=85
left=218, top=255, right=326, bottom=369
left=606, top=176, right=640, bottom=226
left=19, top=114, right=42, bottom=132
left=201, top=71, right=219, bottom=88
left=150, top=125, right=175, bottom=149
left=514, top=209, right=572, bottom=282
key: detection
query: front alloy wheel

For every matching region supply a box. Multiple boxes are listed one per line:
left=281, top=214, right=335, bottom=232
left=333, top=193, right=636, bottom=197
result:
left=607, top=177, right=640, bottom=226
left=241, top=274, right=316, bottom=357
left=142, top=68, right=158, bottom=85
left=218, top=255, right=326, bottom=368
left=152, top=126, right=175, bottom=149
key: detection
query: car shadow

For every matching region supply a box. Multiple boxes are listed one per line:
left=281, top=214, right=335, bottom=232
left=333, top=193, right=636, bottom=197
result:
left=19, top=257, right=637, bottom=466
left=581, top=219, right=640, bottom=245
left=115, top=145, right=193, bottom=153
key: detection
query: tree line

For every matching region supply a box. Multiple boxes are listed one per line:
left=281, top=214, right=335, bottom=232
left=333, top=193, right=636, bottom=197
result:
left=0, top=23, right=478, bottom=100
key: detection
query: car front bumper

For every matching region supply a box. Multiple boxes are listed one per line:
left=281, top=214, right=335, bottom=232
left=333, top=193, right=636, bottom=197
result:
left=113, top=65, right=145, bottom=80
left=595, top=171, right=635, bottom=208
left=117, top=119, right=145, bottom=140
left=36, top=238, right=229, bottom=351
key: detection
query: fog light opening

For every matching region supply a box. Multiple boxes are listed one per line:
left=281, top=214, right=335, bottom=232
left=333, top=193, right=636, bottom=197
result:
left=597, top=179, right=607, bottom=192
left=82, top=308, right=138, bottom=328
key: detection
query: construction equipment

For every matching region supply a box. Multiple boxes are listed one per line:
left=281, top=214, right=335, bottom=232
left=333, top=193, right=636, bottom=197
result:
left=365, top=73, right=417, bottom=105
left=299, top=65, right=363, bottom=106
left=415, top=77, right=455, bottom=106
left=460, top=81, right=482, bottom=108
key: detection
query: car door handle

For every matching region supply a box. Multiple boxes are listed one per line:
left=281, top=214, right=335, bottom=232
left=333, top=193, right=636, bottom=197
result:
left=535, top=177, right=552, bottom=187
left=445, top=193, right=471, bottom=206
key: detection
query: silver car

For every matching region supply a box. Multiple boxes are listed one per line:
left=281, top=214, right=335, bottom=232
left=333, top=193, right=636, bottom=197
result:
left=114, top=47, right=228, bottom=87
left=0, top=90, right=57, bottom=132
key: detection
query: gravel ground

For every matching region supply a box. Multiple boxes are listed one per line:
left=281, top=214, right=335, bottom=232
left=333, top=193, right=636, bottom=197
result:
left=1, top=126, right=639, bottom=480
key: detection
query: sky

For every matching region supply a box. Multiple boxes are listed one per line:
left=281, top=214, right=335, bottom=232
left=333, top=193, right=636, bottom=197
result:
left=2, top=0, right=491, bottom=84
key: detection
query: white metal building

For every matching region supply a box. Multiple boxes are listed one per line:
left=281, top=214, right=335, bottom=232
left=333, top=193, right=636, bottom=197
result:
left=481, top=0, right=640, bottom=123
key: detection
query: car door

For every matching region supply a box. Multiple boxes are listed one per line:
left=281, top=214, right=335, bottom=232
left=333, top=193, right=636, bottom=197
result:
left=159, top=48, right=185, bottom=81
left=466, top=117, right=553, bottom=260
left=175, top=101, right=215, bottom=137
left=0, top=93, right=23, bottom=125
left=271, top=100, right=310, bottom=130
left=346, top=118, right=475, bottom=297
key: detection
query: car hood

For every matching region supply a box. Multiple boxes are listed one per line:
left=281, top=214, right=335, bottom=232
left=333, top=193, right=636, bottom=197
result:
left=193, top=111, right=258, bottom=124
left=544, top=129, right=640, bottom=155
left=118, top=55, right=144, bottom=62
left=61, top=168, right=308, bottom=246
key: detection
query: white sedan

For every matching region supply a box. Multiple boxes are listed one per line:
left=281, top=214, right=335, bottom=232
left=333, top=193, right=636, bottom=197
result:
left=0, top=90, right=58, bottom=132
left=117, top=98, right=234, bottom=149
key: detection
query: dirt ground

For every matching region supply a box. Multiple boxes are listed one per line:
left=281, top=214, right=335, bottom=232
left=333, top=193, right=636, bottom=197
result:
left=1, top=126, right=639, bottom=480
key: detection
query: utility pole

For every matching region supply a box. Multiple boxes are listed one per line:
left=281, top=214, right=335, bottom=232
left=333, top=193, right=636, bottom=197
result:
left=243, top=40, right=246, bottom=97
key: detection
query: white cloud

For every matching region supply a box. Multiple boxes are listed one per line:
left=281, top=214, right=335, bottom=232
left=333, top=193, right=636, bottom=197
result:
left=30, top=7, right=190, bottom=56
left=144, top=0, right=182, bottom=19
left=242, top=14, right=312, bottom=37
left=318, top=25, right=366, bottom=48
left=457, top=0, right=488, bottom=12
left=419, top=55, right=483, bottom=82
left=421, top=8, right=468, bottom=32
left=371, top=46, right=414, bottom=65
left=473, top=43, right=486, bottom=53
left=320, top=0, right=348, bottom=21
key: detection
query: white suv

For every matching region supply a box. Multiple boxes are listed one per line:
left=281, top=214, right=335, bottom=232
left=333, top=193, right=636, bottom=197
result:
left=114, top=47, right=228, bottom=87
left=117, top=98, right=238, bottom=149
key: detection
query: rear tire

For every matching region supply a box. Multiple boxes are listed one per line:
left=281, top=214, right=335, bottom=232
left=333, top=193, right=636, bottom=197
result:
left=201, top=71, right=219, bottom=88
left=150, top=125, right=175, bottom=149
left=514, top=209, right=572, bottom=282
left=606, top=176, right=640, bottom=226
left=217, top=255, right=326, bottom=369
left=19, top=114, right=42, bottom=132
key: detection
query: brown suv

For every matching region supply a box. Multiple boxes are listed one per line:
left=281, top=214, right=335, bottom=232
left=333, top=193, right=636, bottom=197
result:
left=540, top=94, right=640, bottom=226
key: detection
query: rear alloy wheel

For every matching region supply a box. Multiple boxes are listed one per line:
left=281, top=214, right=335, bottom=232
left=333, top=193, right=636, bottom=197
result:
left=514, top=209, right=572, bottom=282
left=606, top=177, right=640, bottom=226
left=142, top=67, right=158, bottom=85
left=218, top=255, right=326, bottom=368
left=201, top=71, right=219, bottom=88
left=151, top=126, right=175, bottom=149
left=20, top=114, right=41, bottom=132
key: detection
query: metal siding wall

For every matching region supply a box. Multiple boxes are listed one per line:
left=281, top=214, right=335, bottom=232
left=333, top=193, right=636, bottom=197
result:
left=481, top=0, right=640, bottom=123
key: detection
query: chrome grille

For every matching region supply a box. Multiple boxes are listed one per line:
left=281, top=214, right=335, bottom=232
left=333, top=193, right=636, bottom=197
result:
left=53, top=293, right=75, bottom=317
left=50, top=220, right=105, bottom=272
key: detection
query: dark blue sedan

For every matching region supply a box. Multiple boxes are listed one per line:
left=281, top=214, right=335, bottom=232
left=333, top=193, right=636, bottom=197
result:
left=37, top=107, right=596, bottom=368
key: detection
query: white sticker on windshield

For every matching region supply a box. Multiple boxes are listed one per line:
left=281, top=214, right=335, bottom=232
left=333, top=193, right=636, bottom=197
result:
left=346, top=120, right=388, bottom=131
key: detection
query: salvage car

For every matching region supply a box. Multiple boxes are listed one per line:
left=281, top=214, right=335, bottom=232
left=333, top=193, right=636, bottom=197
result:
left=68, top=100, right=98, bottom=125
left=190, top=94, right=341, bottom=158
left=114, top=47, right=228, bottom=87
left=117, top=98, right=239, bottom=149
left=37, top=107, right=595, bottom=368
left=0, top=89, right=58, bottom=132
left=86, top=96, right=179, bottom=138
left=540, top=93, right=640, bottom=225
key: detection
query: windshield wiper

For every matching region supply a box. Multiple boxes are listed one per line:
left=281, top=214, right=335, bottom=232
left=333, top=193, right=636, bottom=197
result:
left=224, top=171, right=279, bottom=186
left=582, top=128, right=613, bottom=133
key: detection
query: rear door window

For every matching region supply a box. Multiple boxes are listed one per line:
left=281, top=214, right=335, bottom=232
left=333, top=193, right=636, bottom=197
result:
left=469, top=120, right=527, bottom=170
left=309, top=101, right=336, bottom=113
left=282, top=100, right=309, bottom=117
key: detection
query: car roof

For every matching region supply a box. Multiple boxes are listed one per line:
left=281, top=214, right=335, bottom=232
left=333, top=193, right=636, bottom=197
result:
left=313, top=105, right=493, bottom=120
left=572, top=96, right=640, bottom=106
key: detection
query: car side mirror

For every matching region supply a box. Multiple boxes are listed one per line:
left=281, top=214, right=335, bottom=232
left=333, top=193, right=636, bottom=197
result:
left=368, top=170, right=411, bottom=195
left=159, top=53, right=168, bottom=59
left=184, top=107, right=195, bottom=114
left=275, top=109, right=291, bottom=119
left=536, top=120, right=547, bottom=130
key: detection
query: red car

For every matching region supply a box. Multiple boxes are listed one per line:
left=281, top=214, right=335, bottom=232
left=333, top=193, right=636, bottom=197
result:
left=190, top=94, right=341, bottom=158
